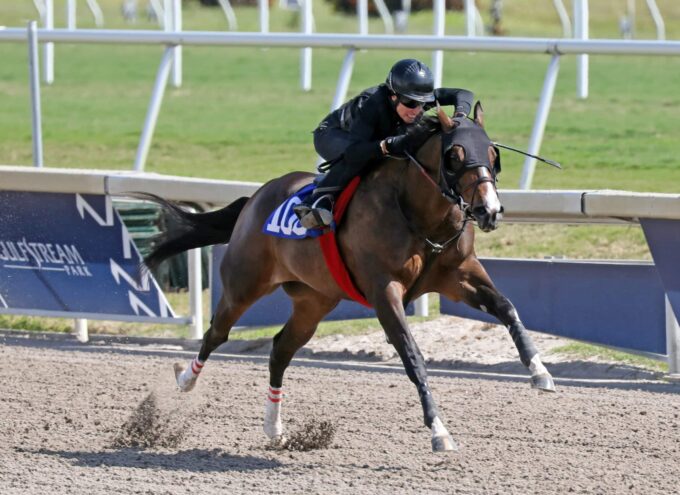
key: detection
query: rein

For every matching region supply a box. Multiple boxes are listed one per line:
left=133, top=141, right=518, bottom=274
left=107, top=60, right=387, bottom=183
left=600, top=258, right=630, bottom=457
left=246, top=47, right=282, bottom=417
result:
left=403, top=150, right=471, bottom=255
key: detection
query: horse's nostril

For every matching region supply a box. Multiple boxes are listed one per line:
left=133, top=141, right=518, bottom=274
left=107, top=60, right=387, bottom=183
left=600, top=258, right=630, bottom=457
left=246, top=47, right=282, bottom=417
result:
left=473, top=205, right=488, bottom=217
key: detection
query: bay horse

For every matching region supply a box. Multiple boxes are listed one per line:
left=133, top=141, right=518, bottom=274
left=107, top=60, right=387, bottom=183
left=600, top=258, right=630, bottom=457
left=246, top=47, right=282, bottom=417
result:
left=144, top=103, right=556, bottom=453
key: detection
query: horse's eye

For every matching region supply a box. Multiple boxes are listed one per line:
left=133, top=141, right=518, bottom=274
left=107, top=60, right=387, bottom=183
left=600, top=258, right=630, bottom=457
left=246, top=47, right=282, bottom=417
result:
left=450, top=146, right=465, bottom=163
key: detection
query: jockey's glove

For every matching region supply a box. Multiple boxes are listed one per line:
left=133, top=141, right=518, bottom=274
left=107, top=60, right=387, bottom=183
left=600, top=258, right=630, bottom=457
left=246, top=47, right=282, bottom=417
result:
left=382, top=135, right=410, bottom=156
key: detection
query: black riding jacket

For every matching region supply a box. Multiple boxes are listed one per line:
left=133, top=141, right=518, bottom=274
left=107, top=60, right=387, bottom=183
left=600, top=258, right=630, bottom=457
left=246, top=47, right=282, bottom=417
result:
left=315, top=84, right=474, bottom=165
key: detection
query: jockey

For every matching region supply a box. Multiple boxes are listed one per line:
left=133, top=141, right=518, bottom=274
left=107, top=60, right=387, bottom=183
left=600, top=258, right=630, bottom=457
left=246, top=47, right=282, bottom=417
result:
left=293, top=58, right=474, bottom=230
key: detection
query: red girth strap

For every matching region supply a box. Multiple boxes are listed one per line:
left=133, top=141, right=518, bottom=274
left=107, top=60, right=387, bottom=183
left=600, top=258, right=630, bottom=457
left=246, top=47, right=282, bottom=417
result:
left=317, top=177, right=371, bottom=308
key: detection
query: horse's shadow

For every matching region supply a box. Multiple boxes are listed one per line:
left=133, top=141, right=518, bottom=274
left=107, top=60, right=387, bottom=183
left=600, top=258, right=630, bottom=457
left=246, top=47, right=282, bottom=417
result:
left=19, top=447, right=283, bottom=472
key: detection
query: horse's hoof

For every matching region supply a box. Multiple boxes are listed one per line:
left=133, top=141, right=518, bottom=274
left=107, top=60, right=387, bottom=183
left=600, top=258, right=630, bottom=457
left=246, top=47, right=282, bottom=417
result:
left=531, top=373, right=556, bottom=393
left=267, top=435, right=288, bottom=450
left=431, top=434, right=458, bottom=453
left=174, top=363, right=197, bottom=392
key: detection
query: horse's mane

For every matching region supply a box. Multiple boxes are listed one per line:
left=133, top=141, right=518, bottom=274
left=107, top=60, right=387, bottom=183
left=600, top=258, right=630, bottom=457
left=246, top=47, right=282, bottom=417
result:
left=406, top=115, right=443, bottom=152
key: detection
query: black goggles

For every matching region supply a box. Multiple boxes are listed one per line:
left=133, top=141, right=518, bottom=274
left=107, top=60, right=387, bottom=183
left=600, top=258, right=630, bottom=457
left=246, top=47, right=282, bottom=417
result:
left=397, top=95, right=425, bottom=109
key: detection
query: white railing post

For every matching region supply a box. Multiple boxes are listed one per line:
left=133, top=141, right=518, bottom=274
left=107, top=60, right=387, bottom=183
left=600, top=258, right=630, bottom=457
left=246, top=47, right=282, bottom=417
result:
left=218, top=0, right=238, bottom=31
left=432, top=0, right=445, bottom=89
left=28, top=21, right=44, bottom=168
left=259, top=0, right=269, bottom=33
left=67, top=0, right=77, bottom=30
left=171, top=0, right=182, bottom=88
left=667, top=295, right=680, bottom=377
left=149, top=0, right=165, bottom=27
left=43, top=0, right=54, bottom=85
left=552, top=0, right=571, bottom=38
left=519, top=54, right=560, bottom=190
left=164, top=0, right=173, bottom=38
left=464, top=0, right=476, bottom=37
left=357, top=0, right=369, bottom=35
left=300, top=0, right=313, bottom=91
left=574, top=0, right=589, bottom=99
left=645, top=0, right=665, bottom=40
left=33, top=0, right=46, bottom=21
left=74, top=318, right=88, bottom=342
left=372, top=0, right=394, bottom=34
left=331, top=48, right=355, bottom=111
left=134, top=47, right=175, bottom=171
left=188, top=248, right=203, bottom=340
left=86, top=0, right=105, bottom=27
left=414, top=294, right=428, bottom=317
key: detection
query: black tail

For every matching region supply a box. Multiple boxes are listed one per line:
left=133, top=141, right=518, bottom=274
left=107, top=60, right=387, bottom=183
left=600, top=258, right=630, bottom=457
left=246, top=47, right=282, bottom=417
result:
left=137, top=193, right=250, bottom=270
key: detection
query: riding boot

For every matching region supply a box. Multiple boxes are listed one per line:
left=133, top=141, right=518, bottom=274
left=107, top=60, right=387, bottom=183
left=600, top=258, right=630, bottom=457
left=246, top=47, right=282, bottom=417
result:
left=293, top=160, right=356, bottom=230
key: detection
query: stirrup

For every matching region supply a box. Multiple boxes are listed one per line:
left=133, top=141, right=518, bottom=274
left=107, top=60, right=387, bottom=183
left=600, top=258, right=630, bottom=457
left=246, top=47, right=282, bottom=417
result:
left=299, top=208, right=333, bottom=230
left=293, top=194, right=334, bottom=230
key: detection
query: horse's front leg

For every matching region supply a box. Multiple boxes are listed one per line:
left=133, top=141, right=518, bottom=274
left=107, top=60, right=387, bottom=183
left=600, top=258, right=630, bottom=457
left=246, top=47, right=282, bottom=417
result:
left=443, top=258, right=556, bottom=392
left=475, top=283, right=556, bottom=392
left=373, top=280, right=457, bottom=452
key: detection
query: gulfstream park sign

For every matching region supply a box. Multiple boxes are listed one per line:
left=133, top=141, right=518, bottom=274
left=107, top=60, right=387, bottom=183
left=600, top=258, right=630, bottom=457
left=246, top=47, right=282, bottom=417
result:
left=0, top=239, right=90, bottom=276
left=0, top=191, right=174, bottom=321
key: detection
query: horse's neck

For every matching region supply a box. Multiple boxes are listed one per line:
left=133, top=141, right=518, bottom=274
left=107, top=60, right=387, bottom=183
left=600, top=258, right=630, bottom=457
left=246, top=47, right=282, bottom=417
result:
left=401, top=135, right=459, bottom=233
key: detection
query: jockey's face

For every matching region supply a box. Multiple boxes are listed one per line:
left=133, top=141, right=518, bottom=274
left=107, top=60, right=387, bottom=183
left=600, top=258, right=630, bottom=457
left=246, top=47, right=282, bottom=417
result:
left=391, top=95, right=424, bottom=124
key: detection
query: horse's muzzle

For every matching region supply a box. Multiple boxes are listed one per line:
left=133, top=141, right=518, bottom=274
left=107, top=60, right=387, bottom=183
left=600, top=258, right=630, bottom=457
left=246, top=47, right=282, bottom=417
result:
left=472, top=204, right=502, bottom=232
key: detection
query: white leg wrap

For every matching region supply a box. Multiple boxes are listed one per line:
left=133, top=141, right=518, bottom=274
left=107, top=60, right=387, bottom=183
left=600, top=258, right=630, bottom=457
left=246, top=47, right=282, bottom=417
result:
left=430, top=416, right=457, bottom=451
left=175, top=357, right=203, bottom=392
left=529, top=354, right=549, bottom=376
left=431, top=416, right=449, bottom=438
left=263, top=386, right=283, bottom=439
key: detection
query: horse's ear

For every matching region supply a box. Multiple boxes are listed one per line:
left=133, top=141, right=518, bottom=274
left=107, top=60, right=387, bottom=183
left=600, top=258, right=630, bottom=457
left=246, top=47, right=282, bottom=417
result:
left=436, top=102, right=454, bottom=131
left=473, top=101, right=484, bottom=128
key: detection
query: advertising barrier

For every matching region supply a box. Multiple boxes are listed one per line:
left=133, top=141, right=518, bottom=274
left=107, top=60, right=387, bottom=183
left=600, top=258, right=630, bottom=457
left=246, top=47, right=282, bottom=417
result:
left=0, top=191, right=180, bottom=323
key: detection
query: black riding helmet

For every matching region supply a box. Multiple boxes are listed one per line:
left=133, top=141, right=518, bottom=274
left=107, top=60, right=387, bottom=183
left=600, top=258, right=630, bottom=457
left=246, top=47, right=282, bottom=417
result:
left=385, top=59, right=435, bottom=103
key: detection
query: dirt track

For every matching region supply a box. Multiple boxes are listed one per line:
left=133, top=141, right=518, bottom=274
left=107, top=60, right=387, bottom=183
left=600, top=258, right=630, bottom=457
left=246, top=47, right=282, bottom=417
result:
left=1, top=326, right=680, bottom=495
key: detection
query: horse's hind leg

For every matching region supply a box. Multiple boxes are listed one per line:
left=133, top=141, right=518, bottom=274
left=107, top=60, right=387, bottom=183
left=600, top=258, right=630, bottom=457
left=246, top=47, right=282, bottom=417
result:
left=175, top=255, right=274, bottom=392
left=263, top=283, right=338, bottom=444
left=439, top=258, right=555, bottom=392
left=174, top=291, right=260, bottom=391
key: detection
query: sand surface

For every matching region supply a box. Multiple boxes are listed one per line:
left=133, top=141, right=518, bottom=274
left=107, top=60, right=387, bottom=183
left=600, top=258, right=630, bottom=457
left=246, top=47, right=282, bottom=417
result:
left=2, top=318, right=679, bottom=494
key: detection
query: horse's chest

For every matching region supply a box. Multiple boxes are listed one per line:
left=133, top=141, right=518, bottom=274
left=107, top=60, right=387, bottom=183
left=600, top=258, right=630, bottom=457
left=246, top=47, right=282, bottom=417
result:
left=397, top=252, right=426, bottom=285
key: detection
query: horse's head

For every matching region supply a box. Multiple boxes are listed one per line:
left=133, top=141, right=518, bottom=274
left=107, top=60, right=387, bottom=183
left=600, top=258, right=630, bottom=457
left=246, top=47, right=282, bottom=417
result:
left=436, top=102, right=503, bottom=232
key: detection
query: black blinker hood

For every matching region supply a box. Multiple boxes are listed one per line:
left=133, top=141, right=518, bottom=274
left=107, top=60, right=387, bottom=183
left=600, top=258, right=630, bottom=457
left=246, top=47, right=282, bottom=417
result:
left=441, top=118, right=501, bottom=179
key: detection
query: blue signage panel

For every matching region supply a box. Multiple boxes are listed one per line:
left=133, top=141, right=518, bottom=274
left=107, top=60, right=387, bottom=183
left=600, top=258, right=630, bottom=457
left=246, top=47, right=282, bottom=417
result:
left=0, top=191, right=175, bottom=321
left=440, top=258, right=666, bottom=355
left=211, top=244, right=413, bottom=327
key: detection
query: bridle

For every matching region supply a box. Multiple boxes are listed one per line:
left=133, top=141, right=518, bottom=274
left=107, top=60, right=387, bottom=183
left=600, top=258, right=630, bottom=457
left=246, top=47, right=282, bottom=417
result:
left=401, top=149, right=468, bottom=255
left=404, top=137, right=500, bottom=230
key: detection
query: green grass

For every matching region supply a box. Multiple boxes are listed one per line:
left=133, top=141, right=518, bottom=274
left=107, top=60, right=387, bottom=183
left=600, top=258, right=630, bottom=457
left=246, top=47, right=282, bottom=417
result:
left=551, top=341, right=668, bottom=374
left=1, top=1, right=679, bottom=191
left=0, top=1, right=678, bottom=349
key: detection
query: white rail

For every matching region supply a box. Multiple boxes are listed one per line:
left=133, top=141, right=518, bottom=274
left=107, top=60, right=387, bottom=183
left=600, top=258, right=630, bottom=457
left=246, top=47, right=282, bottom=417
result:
left=1, top=29, right=680, bottom=55
left=2, top=165, right=679, bottom=223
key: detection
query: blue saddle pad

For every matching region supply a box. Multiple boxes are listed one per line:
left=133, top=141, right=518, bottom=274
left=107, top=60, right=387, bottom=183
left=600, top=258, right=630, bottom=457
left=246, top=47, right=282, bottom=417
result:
left=262, top=183, right=329, bottom=239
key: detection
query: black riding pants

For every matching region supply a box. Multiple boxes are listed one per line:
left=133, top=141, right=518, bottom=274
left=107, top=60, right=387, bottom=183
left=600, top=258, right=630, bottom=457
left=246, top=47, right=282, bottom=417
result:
left=312, top=125, right=380, bottom=196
